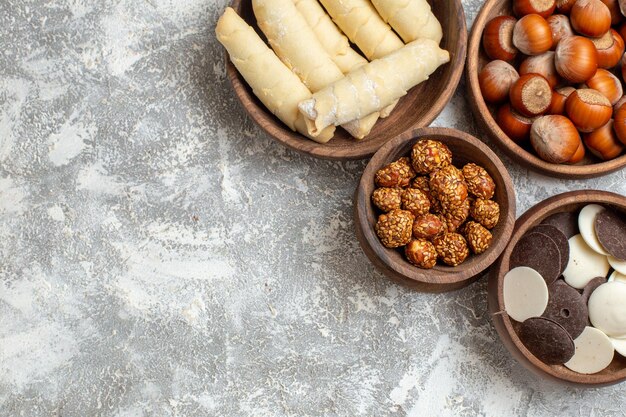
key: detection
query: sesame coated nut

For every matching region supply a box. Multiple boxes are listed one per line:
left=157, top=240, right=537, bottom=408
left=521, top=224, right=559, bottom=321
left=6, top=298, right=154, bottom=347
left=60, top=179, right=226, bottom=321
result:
left=471, top=199, right=500, bottom=229
left=401, top=188, right=430, bottom=216
left=442, top=198, right=470, bottom=232
left=372, top=188, right=402, bottom=212
left=405, top=239, right=438, bottom=269
left=463, top=221, right=493, bottom=254
left=411, top=176, right=430, bottom=191
left=411, top=176, right=442, bottom=213
left=433, top=233, right=470, bottom=266
left=429, top=165, right=468, bottom=210
left=375, top=157, right=416, bottom=188
left=412, top=213, right=445, bottom=240
left=410, top=140, right=453, bottom=174
left=375, top=209, right=415, bottom=248
left=462, top=163, right=496, bottom=200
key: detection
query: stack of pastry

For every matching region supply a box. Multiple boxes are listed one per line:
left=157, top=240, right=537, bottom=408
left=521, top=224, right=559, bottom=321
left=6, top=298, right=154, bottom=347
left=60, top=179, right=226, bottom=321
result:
left=216, top=0, right=450, bottom=143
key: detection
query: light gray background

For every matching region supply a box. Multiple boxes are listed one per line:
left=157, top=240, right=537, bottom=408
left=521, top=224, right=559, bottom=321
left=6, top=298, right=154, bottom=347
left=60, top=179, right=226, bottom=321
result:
left=1, top=0, right=626, bottom=416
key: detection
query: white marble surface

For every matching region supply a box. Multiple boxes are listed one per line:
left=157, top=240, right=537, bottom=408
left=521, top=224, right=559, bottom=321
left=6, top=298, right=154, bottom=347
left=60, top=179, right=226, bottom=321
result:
left=1, top=0, right=626, bottom=416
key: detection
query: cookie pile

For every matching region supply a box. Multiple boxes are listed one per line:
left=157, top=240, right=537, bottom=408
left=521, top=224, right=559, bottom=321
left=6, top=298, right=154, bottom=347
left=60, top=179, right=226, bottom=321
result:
left=503, top=204, right=626, bottom=374
left=372, top=140, right=501, bottom=269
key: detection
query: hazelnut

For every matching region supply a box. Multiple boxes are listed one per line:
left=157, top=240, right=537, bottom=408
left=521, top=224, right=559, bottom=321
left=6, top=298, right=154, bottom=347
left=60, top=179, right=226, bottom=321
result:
left=410, top=140, right=452, bottom=174
left=442, top=198, right=470, bottom=232
left=463, top=221, right=493, bottom=254
left=401, top=188, right=430, bottom=217
left=375, top=209, right=415, bottom=248
left=429, top=165, right=468, bottom=210
left=471, top=199, right=500, bottom=230
left=405, top=239, right=438, bottom=269
left=375, top=157, right=416, bottom=188
left=462, top=163, right=496, bottom=199
left=371, top=188, right=402, bottom=212
left=412, top=213, right=446, bottom=239
left=433, top=233, right=470, bottom=266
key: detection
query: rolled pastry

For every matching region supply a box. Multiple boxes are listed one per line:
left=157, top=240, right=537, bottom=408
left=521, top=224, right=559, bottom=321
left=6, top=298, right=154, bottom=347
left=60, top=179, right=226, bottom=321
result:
left=319, top=0, right=404, bottom=60
left=298, top=39, right=450, bottom=136
left=371, top=0, right=443, bottom=44
left=216, top=7, right=335, bottom=143
left=253, top=0, right=376, bottom=139
left=292, top=0, right=368, bottom=73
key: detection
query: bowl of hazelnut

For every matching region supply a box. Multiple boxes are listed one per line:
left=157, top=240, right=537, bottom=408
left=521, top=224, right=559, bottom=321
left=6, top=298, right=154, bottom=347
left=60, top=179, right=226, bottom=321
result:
left=354, top=127, right=516, bottom=292
left=489, top=190, right=626, bottom=385
left=467, top=0, right=626, bottom=179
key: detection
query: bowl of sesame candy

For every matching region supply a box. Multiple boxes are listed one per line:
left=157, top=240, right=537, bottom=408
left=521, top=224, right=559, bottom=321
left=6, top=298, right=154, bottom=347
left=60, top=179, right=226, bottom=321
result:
left=354, top=127, right=516, bottom=292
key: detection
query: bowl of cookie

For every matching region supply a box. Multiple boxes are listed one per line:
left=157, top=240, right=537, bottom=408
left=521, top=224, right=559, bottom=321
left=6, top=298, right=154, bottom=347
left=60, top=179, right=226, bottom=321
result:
left=489, top=190, right=626, bottom=386
left=216, top=0, right=467, bottom=160
left=354, top=127, right=516, bottom=292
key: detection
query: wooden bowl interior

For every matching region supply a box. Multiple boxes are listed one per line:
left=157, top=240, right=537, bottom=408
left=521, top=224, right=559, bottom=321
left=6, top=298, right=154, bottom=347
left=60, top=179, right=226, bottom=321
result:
left=490, top=191, right=626, bottom=386
left=466, top=0, right=626, bottom=178
left=227, top=0, right=467, bottom=160
left=356, top=127, right=516, bottom=292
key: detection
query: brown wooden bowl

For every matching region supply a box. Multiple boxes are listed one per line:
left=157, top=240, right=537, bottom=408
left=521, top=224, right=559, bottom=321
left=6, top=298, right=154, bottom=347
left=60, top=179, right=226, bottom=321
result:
left=466, top=0, right=626, bottom=179
left=225, top=0, right=467, bottom=160
left=354, top=127, right=516, bottom=292
left=489, top=190, right=626, bottom=386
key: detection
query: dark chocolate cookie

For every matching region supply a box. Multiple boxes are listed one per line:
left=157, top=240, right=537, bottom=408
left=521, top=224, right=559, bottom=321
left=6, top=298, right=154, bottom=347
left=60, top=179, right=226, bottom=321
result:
left=543, top=280, right=588, bottom=339
left=510, top=232, right=561, bottom=284
left=529, top=224, right=570, bottom=276
left=595, top=209, right=626, bottom=261
left=519, top=317, right=575, bottom=365
left=541, top=211, right=579, bottom=238
left=582, top=276, right=607, bottom=304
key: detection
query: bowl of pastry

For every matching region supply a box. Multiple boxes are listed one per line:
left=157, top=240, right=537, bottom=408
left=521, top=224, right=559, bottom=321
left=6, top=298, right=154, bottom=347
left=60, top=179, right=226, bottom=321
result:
left=216, top=0, right=467, bottom=160
left=354, top=127, right=516, bottom=292
left=489, top=190, right=626, bottom=386
left=467, top=0, right=626, bottom=178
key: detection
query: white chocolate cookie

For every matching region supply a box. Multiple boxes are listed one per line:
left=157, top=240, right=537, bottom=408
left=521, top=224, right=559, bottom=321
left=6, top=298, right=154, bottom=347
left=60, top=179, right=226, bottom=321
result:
left=611, top=336, right=626, bottom=357
left=608, top=270, right=626, bottom=283
left=563, top=234, right=610, bottom=289
left=578, top=204, right=609, bottom=255
left=608, top=255, right=626, bottom=275
left=588, top=282, right=626, bottom=338
left=503, top=266, right=549, bottom=322
left=565, top=326, right=614, bottom=374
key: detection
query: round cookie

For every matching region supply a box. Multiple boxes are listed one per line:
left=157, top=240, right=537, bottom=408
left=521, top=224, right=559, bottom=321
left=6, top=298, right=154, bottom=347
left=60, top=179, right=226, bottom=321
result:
left=543, top=280, right=588, bottom=339
left=595, top=209, right=626, bottom=261
left=578, top=204, right=609, bottom=255
left=611, top=337, right=626, bottom=357
left=519, top=317, right=575, bottom=365
left=563, top=234, right=610, bottom=289
left=609, top=256, right=626, bottom=275
left=503, top=267, right=549, bottom=322
left=581, top=277, right=607, bottom=304
left=608, top=270, right=626, bottom=283
left=510, top=232, right=561, bottom=284
left=541, top=211, right=579, bottom=238
left=588, top=282, right=626, bottom=338
left=565, top=327, right=614, bottom=374
left=529, top=224, right=570, bottom=276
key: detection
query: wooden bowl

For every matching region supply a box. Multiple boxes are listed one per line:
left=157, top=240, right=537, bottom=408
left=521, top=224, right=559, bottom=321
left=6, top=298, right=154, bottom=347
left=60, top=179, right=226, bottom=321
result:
left=354, top=127, right=516, bottom=292
left=225, top=0, right=467, bottom=160
left=489, top=190, right=626, bottom=386
left=466, top=0, right=626, bottom=179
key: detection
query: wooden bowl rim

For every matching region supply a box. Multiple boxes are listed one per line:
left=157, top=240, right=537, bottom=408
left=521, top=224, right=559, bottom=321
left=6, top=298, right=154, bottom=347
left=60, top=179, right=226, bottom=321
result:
left=355, top=126, right=517, bottom=290
left=466, top=0, right=626, bottom=179
left=489, top=190, right=626, bottom=386
left=225, top=0, right=468, bottom=160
